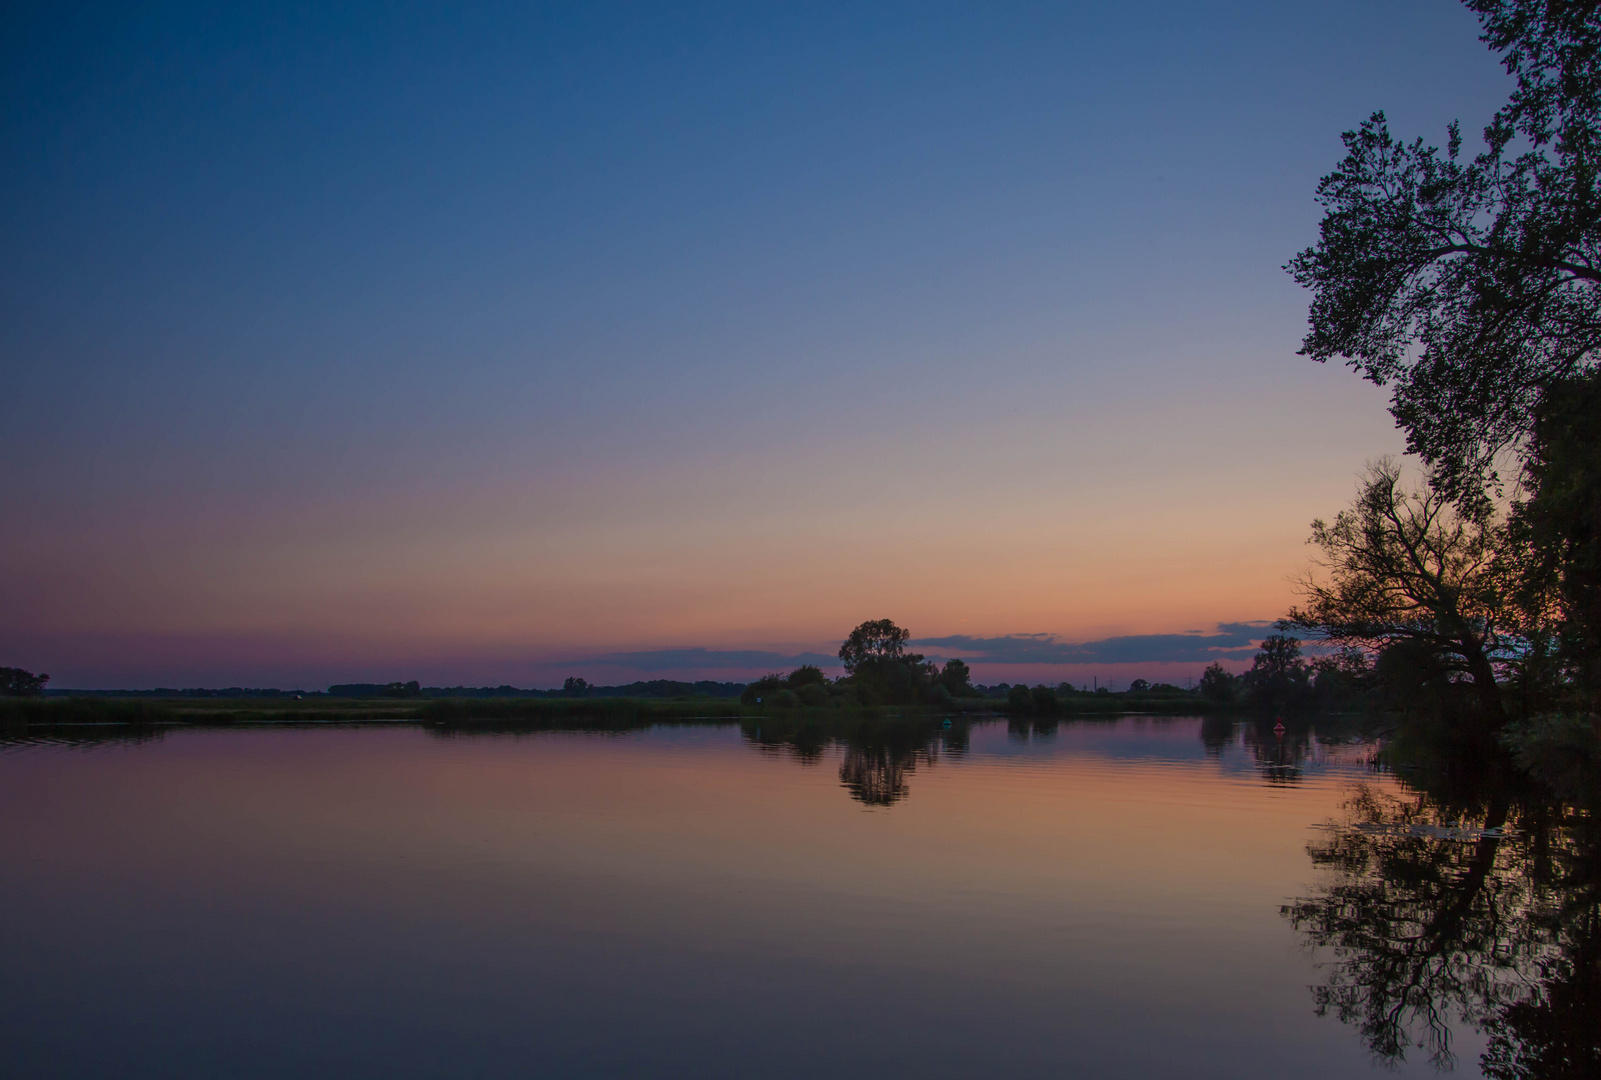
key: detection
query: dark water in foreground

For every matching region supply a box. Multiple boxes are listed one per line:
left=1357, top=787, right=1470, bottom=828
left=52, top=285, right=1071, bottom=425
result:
left=0, top=717, right=1592, bottom=1078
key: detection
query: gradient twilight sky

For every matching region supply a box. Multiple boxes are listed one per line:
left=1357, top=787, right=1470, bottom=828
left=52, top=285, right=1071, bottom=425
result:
left=2, top=2, right=1514, bottom=689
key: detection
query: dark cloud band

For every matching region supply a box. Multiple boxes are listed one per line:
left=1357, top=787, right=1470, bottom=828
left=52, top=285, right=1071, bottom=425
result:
left=911, top=622, right=1273, bottom=664
left=573, top=623, right=1275, bottom=674
left=584, top=648, right=838, bottom=672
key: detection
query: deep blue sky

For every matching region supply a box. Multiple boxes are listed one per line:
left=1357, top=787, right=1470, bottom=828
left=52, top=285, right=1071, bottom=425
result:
left=1, top=2, right=1516, bottom=687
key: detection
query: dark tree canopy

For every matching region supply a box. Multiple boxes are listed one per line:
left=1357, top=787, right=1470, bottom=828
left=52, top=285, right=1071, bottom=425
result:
left=1241, top=634, right=1311, bottom=710
left=937, top=658, right=975, bottom=696
left=838, top=619, right=912, bottom=674
left=1199, top=661, right=1236, bottom=703
left=785, top=664, right=828, bottom=688
left=0, top=667, right=49, bottom=697
left=1518, top=370, right=1601, bottom=689
left=1283, top=459, right=1516, bottom=721
left=1289, top=1, right=1601, bottom=494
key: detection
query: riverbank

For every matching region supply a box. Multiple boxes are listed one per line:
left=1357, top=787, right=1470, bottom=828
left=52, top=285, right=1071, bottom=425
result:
left=0, top=689, right=1221, bottom=733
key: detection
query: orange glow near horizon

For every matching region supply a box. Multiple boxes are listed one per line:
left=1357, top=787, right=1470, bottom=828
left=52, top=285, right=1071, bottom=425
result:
left=8, top=367, right=1401, bottom=687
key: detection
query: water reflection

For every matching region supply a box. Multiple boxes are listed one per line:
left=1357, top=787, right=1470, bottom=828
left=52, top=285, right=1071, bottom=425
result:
left=742, top=715, right=969, bottom=807
left=1242, top=718, right=1316, bottom=786
left=0, top=724, right=169, bottom=750
left=1284, top=777, right=1601, bottom=1076
left=838, top=742, right=914, bottom=805
left=1006, top=716, right=1060, bottom=741
left=1200, top=714, right=1383, bottom=787
left=5, top=713, right=1525, bottom=1078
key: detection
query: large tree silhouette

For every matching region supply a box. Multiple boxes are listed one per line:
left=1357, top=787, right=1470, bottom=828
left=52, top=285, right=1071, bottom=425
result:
left=1289, top=1, right=1601, bottom=496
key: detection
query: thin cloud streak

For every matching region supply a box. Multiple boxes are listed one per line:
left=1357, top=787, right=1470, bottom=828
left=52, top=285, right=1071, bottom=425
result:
left=913, top=622, right=1274, bottom=665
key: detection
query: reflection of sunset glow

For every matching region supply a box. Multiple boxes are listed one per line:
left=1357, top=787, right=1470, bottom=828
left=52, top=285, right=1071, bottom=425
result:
left=0, top=719, right=1438, bottom=1076
left=0, top=721, right=1403, bottom=934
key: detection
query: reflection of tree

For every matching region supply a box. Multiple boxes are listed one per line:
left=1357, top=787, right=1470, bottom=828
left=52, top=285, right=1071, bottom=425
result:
left=839, top=742, right=917, bottom=806
left=1242, top=718, right=1314, bottom=786
left=1202, top=713, right=1388, bottom=777
left=741, top=716, right=962, bottom=807
left=1200, top=715, right=1234, bottom=757
left=1482, top=910, right=1601, bottom=1080
left=0, top=726, right=167, bottom=750
left=1283, top=781, right=1601, bottom=1075
left=1005, top=717, right=1059, bottom=743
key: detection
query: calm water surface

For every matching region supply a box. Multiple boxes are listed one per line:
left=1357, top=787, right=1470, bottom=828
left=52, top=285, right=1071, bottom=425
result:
left=0, top=717, right=1565, bottom=1077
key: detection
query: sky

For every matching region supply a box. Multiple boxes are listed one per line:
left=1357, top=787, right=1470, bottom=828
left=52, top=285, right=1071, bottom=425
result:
left=1, top=1, right=1517, bottom=689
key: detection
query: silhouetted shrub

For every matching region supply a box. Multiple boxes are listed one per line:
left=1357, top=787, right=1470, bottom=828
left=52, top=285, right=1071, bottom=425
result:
left=1199, top=662, right=1236, bottom=704
left=795, top=682, right=828, bottom=707
left=786, top=665, right=827, bottom=688
left=740, top=674, right=787, bottom=706
left=937, top=659, right=976, bottom=697
left=0, top=668, right=48, bottom=697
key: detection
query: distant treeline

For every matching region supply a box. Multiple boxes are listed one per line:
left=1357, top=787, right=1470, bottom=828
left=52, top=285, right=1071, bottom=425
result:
left=48, top=686, right=315, bottom=699
left=329, top=679, right=746, bottom=699
left=733, top=620, right=1214, bottom=713
left=12, top=621, right=1218, bottom=715
left=35, top=679, right=1186, bottom=706
left=39, top=679, right=748, bottom=700
left=0, top=694, right=750, bottom=732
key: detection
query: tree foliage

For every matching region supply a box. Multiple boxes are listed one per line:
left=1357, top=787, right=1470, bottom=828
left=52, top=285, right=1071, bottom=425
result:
left=785, top=664, right=827, bottom=688
left=1199, top=661, right=1237, bottom=704
left=1516, top=370, right=1601, bottom=692
left=834, top=619, right=936, bottom=705
left=837, top=619, right=912, bottom=674
left=1283, top=459, right=1516, bottom=720
left=936, top=658, right=976, bottom=697
left=1241, top=634, right=1311, bottom=710
left=0, top=667, right=48, bottom=697
left=1288, top=1, right=1601, bottom=495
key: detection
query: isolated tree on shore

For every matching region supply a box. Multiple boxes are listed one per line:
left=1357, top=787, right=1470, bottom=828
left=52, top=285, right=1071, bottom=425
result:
left=0, top=667, right=48, bottom=697
left=838, top=619, right=912, bottom=673
left=837, top=619, right=936, bottom=705
left=1288, top=0, right=1601, bottom=498
left=1282, top=459, right=1515, bottom=722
